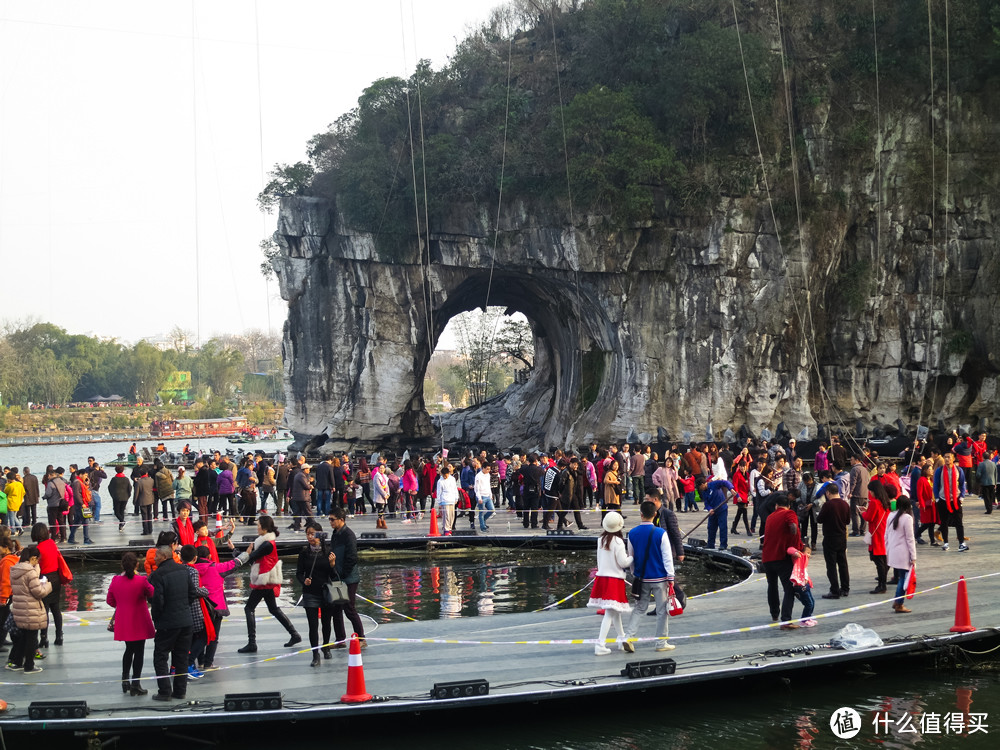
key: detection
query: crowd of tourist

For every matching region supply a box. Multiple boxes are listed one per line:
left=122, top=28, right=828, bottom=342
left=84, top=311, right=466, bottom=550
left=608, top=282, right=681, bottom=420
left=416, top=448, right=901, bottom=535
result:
left=0, top=426, right=994, bottom=691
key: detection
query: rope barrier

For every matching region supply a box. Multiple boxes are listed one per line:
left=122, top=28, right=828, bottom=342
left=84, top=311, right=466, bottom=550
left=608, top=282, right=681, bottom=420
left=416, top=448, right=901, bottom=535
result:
left=3, top=573, right=995, bottom=688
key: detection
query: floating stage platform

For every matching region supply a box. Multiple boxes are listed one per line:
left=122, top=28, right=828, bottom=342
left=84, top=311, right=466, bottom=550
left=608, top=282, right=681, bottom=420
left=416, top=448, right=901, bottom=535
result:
left=2, top=507, right=998, bottom=743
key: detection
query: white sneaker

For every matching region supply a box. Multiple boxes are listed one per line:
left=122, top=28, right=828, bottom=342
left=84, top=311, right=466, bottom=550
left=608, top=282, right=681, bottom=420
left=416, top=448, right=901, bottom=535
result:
left=655, top=642, right=676, bottom=652
left=942, top=543, right=950, bottom=551
left=594, top=645, right=611, bottom=655
left=959, top=543, right=969, bottom=551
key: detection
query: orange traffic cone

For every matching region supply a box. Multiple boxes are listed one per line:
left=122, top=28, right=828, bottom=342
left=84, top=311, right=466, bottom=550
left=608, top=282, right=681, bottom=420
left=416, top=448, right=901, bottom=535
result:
left=340, top=633, right=373, bottom=704
left=427, top=506, right=441, bottom=537
left=215, top=512, right=224, bottom=539
left=949, top=576, right=976, bottom=633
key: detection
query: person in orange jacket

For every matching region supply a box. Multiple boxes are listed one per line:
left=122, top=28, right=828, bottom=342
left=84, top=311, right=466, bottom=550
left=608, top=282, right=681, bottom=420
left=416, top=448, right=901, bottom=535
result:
left=0, top=534, right=22, bottom=648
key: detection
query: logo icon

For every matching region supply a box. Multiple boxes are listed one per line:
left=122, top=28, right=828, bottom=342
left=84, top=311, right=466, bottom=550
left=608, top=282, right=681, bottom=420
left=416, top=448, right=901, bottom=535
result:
left=831, top=707, right=862, bottom=739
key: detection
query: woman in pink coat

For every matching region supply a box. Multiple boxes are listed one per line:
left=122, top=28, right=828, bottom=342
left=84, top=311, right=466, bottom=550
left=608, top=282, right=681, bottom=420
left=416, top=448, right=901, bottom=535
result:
left=106, top=550, right=155, bottom=696
left=192, top=540, right=244, bottom=670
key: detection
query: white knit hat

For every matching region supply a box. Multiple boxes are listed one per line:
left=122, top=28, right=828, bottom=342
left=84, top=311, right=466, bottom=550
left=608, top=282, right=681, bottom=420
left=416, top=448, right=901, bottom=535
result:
left=602, top=511, right=624, bottom=534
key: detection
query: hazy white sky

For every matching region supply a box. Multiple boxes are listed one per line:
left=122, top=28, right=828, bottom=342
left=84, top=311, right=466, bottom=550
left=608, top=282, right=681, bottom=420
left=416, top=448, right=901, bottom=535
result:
left=0, top=0, right=500, bottom=345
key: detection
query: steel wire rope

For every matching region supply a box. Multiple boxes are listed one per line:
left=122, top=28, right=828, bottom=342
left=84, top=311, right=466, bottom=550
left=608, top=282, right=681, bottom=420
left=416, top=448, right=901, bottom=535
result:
left=479, top=35, right=515, bottom=405
left=863, top=0, right=884, bottom=375
left=911, top=0, right=948, bottom=458
left=410, top=1, right=435, bottom=354
left=254, top=0, right=272, bottom=335
left=399, top=1, right=434, bottom=360
left=191, top=0, right=202, bottom=346
left=545, top=2, right=587, bottom=438
left=927, top=0, right=953, bottom=435
left=734, top=1, right=855, bottom=453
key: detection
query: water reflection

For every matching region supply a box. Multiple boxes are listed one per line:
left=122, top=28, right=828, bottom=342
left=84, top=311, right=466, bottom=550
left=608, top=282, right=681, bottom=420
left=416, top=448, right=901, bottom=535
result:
left=62, top=552, right=737, bottom=623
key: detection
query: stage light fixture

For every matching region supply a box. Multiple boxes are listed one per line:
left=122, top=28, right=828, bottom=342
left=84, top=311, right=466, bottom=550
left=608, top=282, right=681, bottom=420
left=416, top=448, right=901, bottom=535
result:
left=28, top=701, right=89, bottom=720
left=545, top=529, right=574, bottom=536
left=430, top=679, right=490, bottom=699
left=223, top=692, right=283, bottom=712
left=359, top=532, right=387, bottom=539
left=621, top=658, right=677, bottom=679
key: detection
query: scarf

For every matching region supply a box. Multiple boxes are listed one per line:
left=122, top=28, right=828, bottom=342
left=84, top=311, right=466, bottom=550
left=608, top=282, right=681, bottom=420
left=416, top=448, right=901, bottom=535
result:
left=942, top=466, right=961, bottom=512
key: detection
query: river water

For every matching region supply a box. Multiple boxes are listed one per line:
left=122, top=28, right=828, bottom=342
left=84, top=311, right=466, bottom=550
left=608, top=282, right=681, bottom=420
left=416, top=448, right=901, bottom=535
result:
left=0, top=436, right=284, bottom=474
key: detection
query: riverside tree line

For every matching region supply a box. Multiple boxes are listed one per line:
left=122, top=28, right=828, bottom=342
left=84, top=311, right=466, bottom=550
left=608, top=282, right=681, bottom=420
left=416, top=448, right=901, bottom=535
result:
left=0, top=321, right=281, bottom=407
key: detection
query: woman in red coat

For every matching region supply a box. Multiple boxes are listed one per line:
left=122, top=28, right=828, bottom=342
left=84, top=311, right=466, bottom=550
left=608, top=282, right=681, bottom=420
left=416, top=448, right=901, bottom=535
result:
left=915, top=464, right=939, bottom=546
left=862, top=481, right=891, bottom=594
left=106, top=550, right=155, bottom=695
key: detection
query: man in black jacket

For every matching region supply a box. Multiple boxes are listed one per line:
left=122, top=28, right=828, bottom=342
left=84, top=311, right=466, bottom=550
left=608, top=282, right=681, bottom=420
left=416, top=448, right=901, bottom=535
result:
left=192, top=459, right=216, bottom=519
left=108, top=465, right=133, bottom=531
left=149, top=547, right=198, bottom=700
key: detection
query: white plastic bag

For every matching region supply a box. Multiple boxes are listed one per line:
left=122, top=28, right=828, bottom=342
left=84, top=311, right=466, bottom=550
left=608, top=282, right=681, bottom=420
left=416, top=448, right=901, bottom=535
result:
left=831, top=622, right=883, bottom=650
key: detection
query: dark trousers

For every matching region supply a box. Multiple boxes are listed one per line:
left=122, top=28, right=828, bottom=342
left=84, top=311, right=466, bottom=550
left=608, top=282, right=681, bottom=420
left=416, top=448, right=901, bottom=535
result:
left=981, top=485, right=996, bottom=512
left=259, top=486, right=275, bottom=513
left=152, top=626, right=192, bottom=697
left=41, top=579, right=62, bottom=643
left=122, top=639, right=146, bottom=680
left=10, top=628, right=39, bottom=671
left=731, top=504, right=750, bottom=533
left=196, top=496, right=209, bottom=519
left=113, top=500, right=128, bottom=524
left=245, top=588, right=297, bottom=638
left=823, top=543, right=850, bottom=596
left=937, top=500, right=965, bottom=544
left=47, top=507, right=67, bottom=541
left=763, top=558, right=796, bottom=621
left=290, top=499, right=313, bottom=530
left=21, top=504, right=37, bottom=527
left=871, top=552, right=888, bottom=589
left=140, top=504, right=153, bottom=535
left=631, top=477, right=644, bottom=504
left=522, top=495, right=540, bottom=528
left=203, top=611, right=223, bottom=667
left=800, top=513, right=818, bottom=547
left=305, top=606, right=333, bottom=650
left=331, top=582, right=366, bottom=643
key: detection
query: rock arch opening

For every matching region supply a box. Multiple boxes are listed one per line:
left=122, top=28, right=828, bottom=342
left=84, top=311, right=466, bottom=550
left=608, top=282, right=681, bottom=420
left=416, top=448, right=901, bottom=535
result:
left=423, top=307, right=535, bottom=413
left=411, top=271, right=617, bottom=449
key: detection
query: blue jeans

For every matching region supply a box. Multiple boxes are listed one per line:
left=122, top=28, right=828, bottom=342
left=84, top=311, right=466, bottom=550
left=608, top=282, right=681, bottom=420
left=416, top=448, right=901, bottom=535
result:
left=794, top=583, right=815, bottom=618
left=707, top=508, right=728, bottom=549
left=892, top=567, right=908, bottom=605
left=684, top=491, right=697, bottom=511
left=477, top=495, right=495, bottom=531
left=90, top=491, right=102, bottom=523
left=6, top=510, right=22, bottom=531
left=316, top=489, right=332, bottom=516
left=67, top=504, right=92, bottom=543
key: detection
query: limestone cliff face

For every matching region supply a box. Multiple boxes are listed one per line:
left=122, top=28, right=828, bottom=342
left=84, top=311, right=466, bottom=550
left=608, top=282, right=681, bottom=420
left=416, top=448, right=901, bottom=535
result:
left=273, top=103, right=999, bottom=452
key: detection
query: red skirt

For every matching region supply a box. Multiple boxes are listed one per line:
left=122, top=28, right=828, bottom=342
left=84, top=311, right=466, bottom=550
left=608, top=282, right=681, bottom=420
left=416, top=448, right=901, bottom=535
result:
left=588, top=576, right=631, bottom=613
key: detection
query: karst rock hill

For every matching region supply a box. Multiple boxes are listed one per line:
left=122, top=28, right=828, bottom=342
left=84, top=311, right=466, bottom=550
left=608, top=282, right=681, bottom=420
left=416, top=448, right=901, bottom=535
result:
left=270, top=1, right=1000, bottom=452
